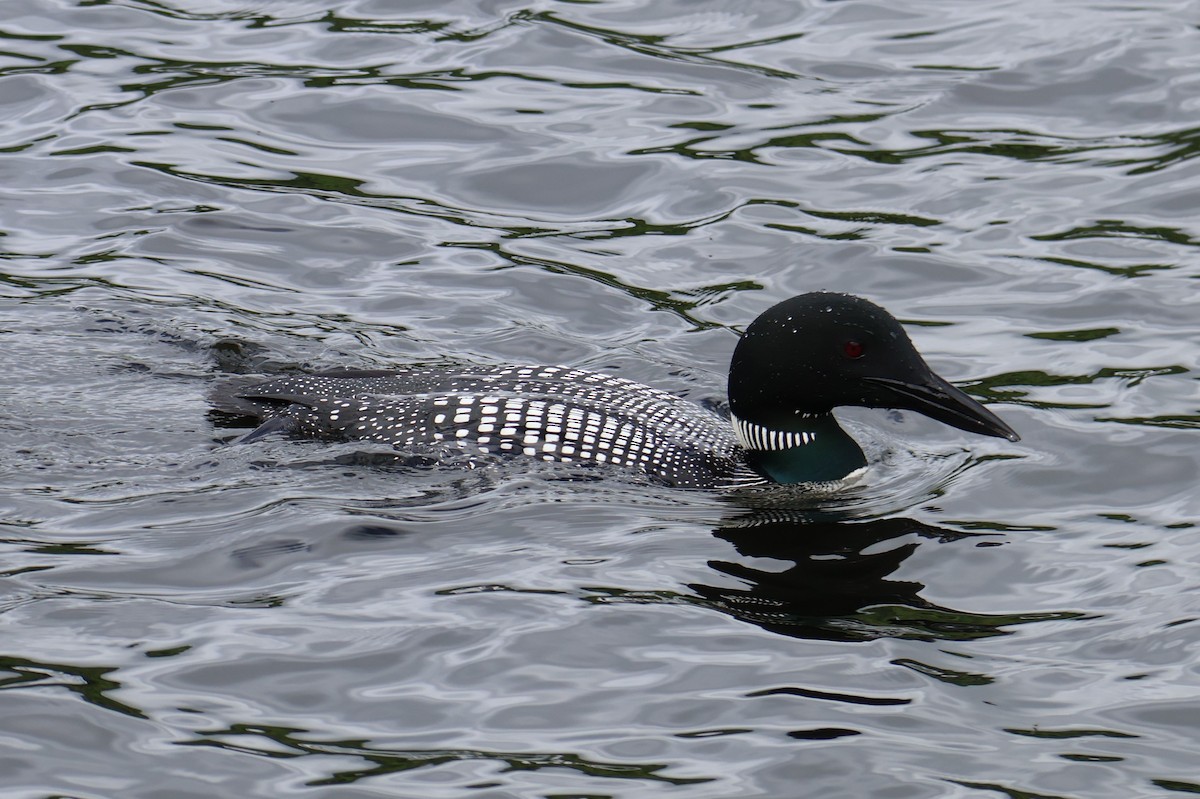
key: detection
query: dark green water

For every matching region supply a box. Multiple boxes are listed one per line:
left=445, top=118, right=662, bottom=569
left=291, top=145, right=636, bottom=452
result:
left=2, top=1, right=1198, bottom=797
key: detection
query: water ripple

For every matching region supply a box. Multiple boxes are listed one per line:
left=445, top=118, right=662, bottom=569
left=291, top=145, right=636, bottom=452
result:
left=2, top=0, right=1199, bottom=796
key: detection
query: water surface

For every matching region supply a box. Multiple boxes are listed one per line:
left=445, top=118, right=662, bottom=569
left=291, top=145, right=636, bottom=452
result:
left=2, top=1, right=1198, bottom=797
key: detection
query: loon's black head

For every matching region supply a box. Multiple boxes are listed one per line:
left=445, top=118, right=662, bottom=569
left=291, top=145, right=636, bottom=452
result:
left=727, top=293, right=1018, bottom=482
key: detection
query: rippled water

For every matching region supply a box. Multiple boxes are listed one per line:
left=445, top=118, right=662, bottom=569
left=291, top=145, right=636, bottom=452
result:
left=2, top=1, right=1198, bottom=797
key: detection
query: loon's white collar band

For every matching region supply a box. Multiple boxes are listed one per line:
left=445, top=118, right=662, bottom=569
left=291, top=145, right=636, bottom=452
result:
left=731, top=414, right=815, bottom=451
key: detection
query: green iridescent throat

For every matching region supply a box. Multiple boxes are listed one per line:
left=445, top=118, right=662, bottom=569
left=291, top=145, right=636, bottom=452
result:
left=737, top=414, right=867, bottom=484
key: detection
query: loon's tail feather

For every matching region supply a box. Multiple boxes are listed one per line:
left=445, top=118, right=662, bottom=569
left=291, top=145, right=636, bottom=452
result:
left=211, top=369, right=406, bottom=415
left=210, top=378, right=305, bottom=443
left=208, top=376, right=277, bottom=418
left=237, top=415, right=299, bottom=443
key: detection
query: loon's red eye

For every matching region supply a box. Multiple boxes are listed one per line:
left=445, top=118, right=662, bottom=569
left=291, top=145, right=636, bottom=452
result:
left=843, top=340, right=864, bottom=359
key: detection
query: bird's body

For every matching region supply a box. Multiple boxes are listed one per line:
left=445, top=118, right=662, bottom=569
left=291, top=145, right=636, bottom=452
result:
left=216, top=363, right=754, bottom=488
left=213, top=293, right=1019, bottom=488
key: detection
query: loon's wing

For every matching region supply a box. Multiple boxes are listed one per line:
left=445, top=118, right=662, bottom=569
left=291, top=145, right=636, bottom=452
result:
left=215, top=364, right=744, bottom=488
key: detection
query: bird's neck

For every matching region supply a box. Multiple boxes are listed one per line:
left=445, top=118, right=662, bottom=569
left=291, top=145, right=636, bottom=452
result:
left=731, top=412, right=866, bottom=484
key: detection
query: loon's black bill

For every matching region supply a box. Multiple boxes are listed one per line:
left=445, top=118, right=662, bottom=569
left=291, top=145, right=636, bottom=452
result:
left=864, top=374, right=1020, bottom=443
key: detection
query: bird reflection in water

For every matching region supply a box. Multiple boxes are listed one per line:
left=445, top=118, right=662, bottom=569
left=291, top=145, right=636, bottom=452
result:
left=693, top=512, right=1044, bottom=643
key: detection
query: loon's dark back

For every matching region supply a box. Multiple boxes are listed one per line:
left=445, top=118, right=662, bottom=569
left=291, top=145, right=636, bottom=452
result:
left=212, top=364, right=749, bottom=488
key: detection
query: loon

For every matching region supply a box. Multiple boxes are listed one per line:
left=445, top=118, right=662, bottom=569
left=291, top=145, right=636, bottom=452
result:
left=212, top=293, right=1019, bottom=489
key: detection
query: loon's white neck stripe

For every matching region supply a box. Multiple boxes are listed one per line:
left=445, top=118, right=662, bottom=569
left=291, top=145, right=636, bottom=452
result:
left=731, top=414, right=814, bottom=451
